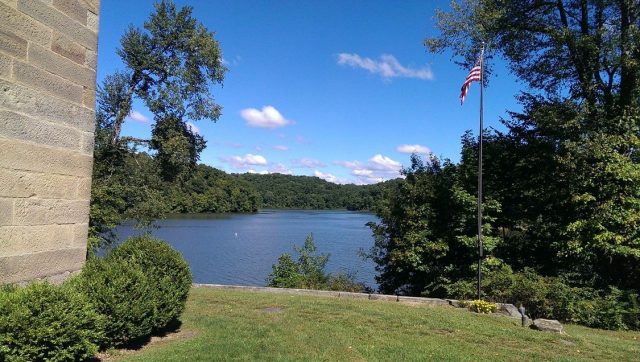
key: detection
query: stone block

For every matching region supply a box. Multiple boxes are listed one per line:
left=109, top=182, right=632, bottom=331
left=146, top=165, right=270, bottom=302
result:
left=79, top=0, right=99, bottom=14
left=18, top=0, right=97, bottom=50
left=80, top=131, right=95, bottom=154
left=0, top=168, right=79, bottom=199
left=369, top=293, right=398, bottom=301
left=82, top=86, right=95, bottom=109
left=51, top=32, right=86, bottom=65
left=84, top=49, right=96, bottom=70
left=0, top=247, right=86, bottom=284
left=13, top=61, right=83, bottom=103
left=0, top=109, right=83, bottom=151
left=75, top=176, right=92, bottom=200
left=397, top=296, right=451, bottom=306
left=13, top=199, right=90, bottom=226
left=0, top=29, right=27, bottom=58
left=0, top=198, right=13, bottom=225
left=0, top=138, right=93, bottom=177
left=0, top=0, right=18, bottom=8
left=0, top=52, right=11, bottom=79
left=72, top=223, right=88, bottom=248
left=52, top=0, right=87, bottom=25
left=0, top=78, right=95, bottom=131
left=0, top=224, right=75, bottom=255
left=86, top=9, right=98, bottom=32
left=0, top=1, right=52, bottom=46
left=339, top=291, right=370, bottom=300
left=29, top=42, right=95, bottom=89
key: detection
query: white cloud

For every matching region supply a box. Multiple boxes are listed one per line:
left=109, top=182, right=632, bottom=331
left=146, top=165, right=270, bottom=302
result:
left=337, top=53, right=433, bottom=81
left=396, top=144, right=431, bottom=154
left=314, top=170, right=340, bottom=184
left=186, top=121, right=200, bottom=135
left=221, top=153, right=268, bottom=168
left=291, top=158, right=326, bottom=168
left=269, top=163, right=293, bottom=175
left=240, top=106, right=292, bottom=128
left=334, top=154, right=403, bottom=184
left=272, top=145, right=289, bottom=151
left=127, top=110, right=150, bottom=124
left=247, top=169, right=269, bottom=175
left=369, top=154, right=402, bottom=170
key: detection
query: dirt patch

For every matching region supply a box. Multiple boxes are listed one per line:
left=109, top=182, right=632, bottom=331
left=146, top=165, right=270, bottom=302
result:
left=95, top=329, right=197, bottom=361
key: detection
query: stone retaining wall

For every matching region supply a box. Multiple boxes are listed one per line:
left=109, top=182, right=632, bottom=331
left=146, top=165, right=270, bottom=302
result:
left=193, top=283, right=452, bottom=307
left=0, top=0, right=100, bottom=284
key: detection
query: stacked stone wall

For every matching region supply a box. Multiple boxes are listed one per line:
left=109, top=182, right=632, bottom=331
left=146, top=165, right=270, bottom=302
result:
left=0, top=0, right=99, bottom=284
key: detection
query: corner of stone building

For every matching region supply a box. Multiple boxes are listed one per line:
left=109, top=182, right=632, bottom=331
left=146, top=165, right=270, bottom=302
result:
left=0, top=0, right=100, bottom=284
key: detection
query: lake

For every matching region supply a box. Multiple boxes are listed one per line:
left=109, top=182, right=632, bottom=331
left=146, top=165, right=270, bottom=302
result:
left=115, top=209, right=379, bottom=289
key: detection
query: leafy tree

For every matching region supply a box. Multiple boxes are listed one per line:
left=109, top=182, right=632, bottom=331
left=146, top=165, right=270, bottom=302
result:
left=368, top=154, right=501, bottom=296
left=393, top=0, right=640, bottom=292
left=90, top=0, right=226, bottom=247
left=425, top=0, right=640, bottom=114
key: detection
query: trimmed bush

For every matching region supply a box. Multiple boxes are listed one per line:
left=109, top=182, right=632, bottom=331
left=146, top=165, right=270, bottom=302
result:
left=109, top=234, right=192, bottom=331
left=0, top=282, right=103, bottom=361
left=75, top=256, right=155, bottom=348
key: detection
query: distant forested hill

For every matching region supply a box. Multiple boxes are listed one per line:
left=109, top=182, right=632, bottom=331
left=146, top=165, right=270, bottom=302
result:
left=237, top=173, right=397, bottom=211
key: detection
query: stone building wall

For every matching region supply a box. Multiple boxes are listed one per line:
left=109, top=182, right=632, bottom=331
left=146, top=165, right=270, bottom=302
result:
left=0, top=0, right=99, bottom=284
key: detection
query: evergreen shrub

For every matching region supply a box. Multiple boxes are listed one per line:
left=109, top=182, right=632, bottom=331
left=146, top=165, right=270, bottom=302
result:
left=109, top=234, right=192, bottom=331
left=0, top=282, right=103, bottom=361
left=76, top=256, right=155, bottom=347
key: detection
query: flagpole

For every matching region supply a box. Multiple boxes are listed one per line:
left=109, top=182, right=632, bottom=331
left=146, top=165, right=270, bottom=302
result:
left=477, top=42, right=485, bottom=301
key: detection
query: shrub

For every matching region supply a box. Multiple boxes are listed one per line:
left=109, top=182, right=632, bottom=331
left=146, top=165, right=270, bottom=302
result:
left=75, top=256, right=155, bottom=348
left=447, top=267, right=640, bottom=330
left=326, top=271, right=368, bottom=293
left=267, top=253, right=305, bottom=289
left=0, top=282, right=103, bottom=361
left=109, top=234, right=192, bottom=331
left=267, top=234, right=366, bottom=292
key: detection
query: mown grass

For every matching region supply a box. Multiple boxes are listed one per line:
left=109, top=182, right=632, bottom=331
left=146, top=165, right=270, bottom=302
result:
left=112, top=287, right=640, bottom=361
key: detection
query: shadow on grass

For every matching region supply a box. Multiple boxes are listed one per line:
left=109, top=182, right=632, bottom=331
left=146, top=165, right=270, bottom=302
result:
left=91, top=319, right=186, bottom=361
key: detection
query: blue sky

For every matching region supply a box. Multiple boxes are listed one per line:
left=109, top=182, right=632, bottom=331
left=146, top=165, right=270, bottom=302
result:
left=97, top=0, right=523, bottom=184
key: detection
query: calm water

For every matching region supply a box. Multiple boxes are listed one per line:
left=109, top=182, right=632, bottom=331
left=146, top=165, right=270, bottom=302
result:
left=115, top=210, right=379, bottom=289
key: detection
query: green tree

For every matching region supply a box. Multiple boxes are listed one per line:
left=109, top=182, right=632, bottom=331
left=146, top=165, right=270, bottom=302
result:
left=368, top=154, right=501, bottom=296
left=425, top=0, right=640, bottom=114
left=399, top=0, right=640, bottom=292
left=90, top=0, right=226, bottom=247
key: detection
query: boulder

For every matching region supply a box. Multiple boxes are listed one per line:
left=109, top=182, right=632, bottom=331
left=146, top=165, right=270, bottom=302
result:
left=496, top=303, right=522, bottom=318
left=531, top=319, right=564, bottom=333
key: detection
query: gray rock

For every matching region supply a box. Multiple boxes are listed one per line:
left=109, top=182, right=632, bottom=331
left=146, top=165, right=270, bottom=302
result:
left=531, top=318, right=564, bottom=333
left=496, top=303, right=522, bottom=318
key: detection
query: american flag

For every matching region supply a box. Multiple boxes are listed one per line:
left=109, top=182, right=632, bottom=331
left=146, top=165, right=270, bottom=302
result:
left=460, top=58, right=482, bottom=105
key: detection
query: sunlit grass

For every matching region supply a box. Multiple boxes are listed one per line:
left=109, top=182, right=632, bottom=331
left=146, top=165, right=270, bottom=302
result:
left=114, top=287, right=640, bottom=361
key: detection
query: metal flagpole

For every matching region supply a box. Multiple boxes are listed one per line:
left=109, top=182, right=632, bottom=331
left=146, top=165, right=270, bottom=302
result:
left=477, top=42, right=485, bottom=301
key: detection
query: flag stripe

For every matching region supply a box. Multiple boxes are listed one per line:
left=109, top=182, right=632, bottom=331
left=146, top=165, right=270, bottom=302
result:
left=460, top=61, right=482, bottom=105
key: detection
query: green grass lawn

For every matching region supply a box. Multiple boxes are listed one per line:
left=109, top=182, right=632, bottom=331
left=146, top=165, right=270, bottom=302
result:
left=110, top=287, right=640, bottom=361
